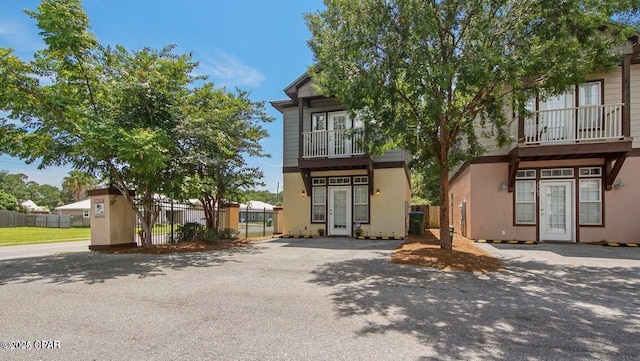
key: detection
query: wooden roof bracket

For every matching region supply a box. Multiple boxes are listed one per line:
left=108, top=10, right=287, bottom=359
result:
left=604, top=153, right=628, bottom=191
left=507, top=150, right=520, bottom=192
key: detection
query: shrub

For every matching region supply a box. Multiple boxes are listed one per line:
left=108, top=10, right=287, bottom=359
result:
left=173, top=223, right=239, bottom=244
left=175, top=222, right=204, bottom=243
left=218, top=227, right=239, bottom=240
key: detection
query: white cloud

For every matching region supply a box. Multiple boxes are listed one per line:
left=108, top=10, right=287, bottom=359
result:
left=198, top=52, right=265, bottom=88
left=0, top=17, right=44, bottom=54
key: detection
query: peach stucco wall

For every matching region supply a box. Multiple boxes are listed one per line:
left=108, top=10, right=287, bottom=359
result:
left=450, top=157, right=640, bottom=243
left=450, top=163, right=536, bottom=241
left=89, top=192, right=135, bottom=247
left=579, top=157, right=640, bottom=243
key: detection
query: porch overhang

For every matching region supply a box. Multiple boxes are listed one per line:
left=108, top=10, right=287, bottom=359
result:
left=298, top=156, right=375, bottom=195
left=507, top=139, right=632, bottom=191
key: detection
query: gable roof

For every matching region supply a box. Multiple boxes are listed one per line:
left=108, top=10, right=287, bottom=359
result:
left=55, top=199, right=90, bottom=210
left=21, top=200, right=48, bottom=212
left=284, top=72, right=312, bottom=100
left=240, top=200, right=274, bottom=211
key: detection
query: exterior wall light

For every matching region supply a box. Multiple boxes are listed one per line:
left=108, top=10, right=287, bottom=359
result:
left=376, top=189, right=380, bottom=195
left=301, top=190, right=306, bottom=197
left=613, top=179, right=625, bottom=189
left=499, top=182, right=508, bottom=191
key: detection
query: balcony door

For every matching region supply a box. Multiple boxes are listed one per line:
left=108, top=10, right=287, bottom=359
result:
left=328, top=111, right=351, bottom=157
left=328, top=187, right=351, bottom=236
left=539, top=92, right=574, bottom=142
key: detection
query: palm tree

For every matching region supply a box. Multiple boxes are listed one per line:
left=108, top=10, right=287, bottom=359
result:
left=62, top=171, right=97, bottom=202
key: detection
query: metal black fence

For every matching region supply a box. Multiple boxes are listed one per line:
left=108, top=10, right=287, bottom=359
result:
left=133, top=198, right=276, bottom=245
left=238, top=208, right=275, bottom=239
left=134, top=197, right=208, bottom=246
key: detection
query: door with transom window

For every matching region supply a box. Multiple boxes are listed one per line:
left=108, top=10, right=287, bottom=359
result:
left=328, top=187, right=351, bottom=236
left=539, top=180, right=574, bottom=242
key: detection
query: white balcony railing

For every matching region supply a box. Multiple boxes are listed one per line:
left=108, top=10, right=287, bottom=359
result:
left=302, top=129, right=365, bottom=158
left=523, top=103, right=623, bottom=144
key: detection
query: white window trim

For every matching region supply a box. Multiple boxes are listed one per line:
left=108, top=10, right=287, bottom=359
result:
left=516, top=169, right=536, bottom=179
left=329, top=177, right=351, bottom=185
left=312, top=187, right=326, bottom=223
left=579, top=167, right=602, bottom=177
left=353, top=176, right=368, bottom=184
left=515, top=180, right=536, bottom=224
left=353, top=185, right=369, bottom=223
left=579, top=179, right=602, bottom=225
left=540, top=168, right=574, bottom=178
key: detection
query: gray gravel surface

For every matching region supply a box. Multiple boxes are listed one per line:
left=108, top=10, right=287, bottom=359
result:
left=1, top=238, right=639, bottom=360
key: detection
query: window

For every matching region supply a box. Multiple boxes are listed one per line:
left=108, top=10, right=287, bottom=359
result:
left=312, top=187, right=326, bottom=222
left=515, top=181, right=536, bottom=224
left=579, top=179, right=601, bottom=225
left=578, top=81, right=602, bottom=130
left=579, top=167, right=602, bottom=225
left=311, top=113, right=326, bottom=131
left=329, top=177, right=351, bottom=185
left=353, top=186, right=369, bottom=223
left=353, top=176, right=368, bottom=184
left=83, top=209, right=90, bottom=218
left=579, top=167, right=601, bottom=177
left=312, top=178, right=326, bottom=186
left=540, top=168, right=574, bottom=178
left=516, top=169, right=536, bottom=179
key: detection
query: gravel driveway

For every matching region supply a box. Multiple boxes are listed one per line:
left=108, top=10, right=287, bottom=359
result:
left=1, top=238, right=639, bottom=360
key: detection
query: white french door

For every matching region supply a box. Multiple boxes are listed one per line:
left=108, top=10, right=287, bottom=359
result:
left=540, top=92, right=574, bottom=142
left=328, top=187, right=351, bottom=236
left=539, top=181, right=574, bottom=242
left=328, top=111, right=351, bottom=157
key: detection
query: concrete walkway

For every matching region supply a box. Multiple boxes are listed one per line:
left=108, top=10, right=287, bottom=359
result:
left=1, top=237, right=639, bottom=360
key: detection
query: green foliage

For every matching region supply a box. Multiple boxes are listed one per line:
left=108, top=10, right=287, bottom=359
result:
left=173, top=222, right=239, bottom=243
left=0, top=190, right=20, bottom=211
left=306, top=0, right=638, bottom=249
left=242, top=190, right=281, bottom=205
left=62, top=170, right=98, bottom=203
left=0, top=1, right=270, bottom=245
left=0, top=170, right=63, bottom=210
left=176, top=84, right=273, bottom=230
left=174, top=222, right=205, bottom=243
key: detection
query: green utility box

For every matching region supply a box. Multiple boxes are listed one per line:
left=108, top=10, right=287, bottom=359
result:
left=409, top=211, right=425, bottom=235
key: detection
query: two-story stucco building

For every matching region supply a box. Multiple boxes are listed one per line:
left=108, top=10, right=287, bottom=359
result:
left=271, top=73, right=411, bottom=238
left=449, top=37, right=640, bottom=244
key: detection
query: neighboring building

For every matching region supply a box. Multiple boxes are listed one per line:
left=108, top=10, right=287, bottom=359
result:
left=239, top=201, right=274, bottom=222
left=21, top=200, right=49, bottom=214
left=271, top=72, right=411, bottom=238
left=55, top=199, right=90, bottom=226
left=449, top=37, right=640, bottom=243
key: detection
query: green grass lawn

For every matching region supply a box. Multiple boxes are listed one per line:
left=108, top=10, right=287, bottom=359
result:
left=0, top=227, right=91, bottom=247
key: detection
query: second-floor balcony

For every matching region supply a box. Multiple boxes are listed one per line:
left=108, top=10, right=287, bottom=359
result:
left=302, top=129, right=365, bottom=158
left=522, top=103, right=624, bottom=145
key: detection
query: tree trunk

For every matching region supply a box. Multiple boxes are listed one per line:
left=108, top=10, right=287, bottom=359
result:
left=201, top=196, right=215, bottom=230
left=141, top=195, right=156, bottom=247
left=215, top=194, right=223, bottom=231
left=439, top=163, right=452, bottom=251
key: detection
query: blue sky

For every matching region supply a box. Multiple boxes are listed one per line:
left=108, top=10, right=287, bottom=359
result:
left=0, top=0, right=325, bottom=194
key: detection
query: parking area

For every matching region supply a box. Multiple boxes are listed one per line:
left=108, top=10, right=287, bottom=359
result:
left=1, top=238, right=639, bottom=360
